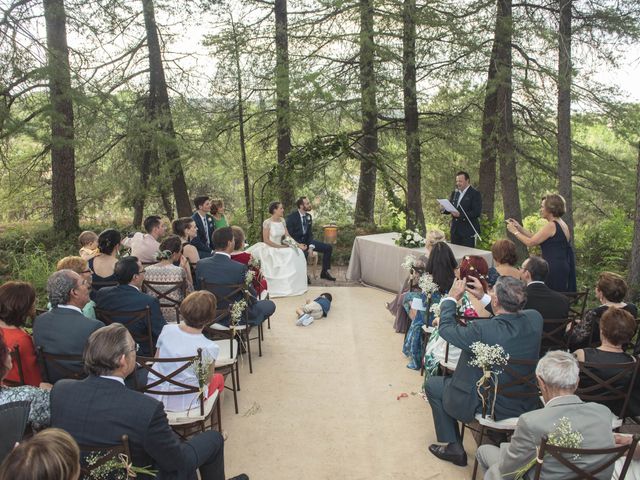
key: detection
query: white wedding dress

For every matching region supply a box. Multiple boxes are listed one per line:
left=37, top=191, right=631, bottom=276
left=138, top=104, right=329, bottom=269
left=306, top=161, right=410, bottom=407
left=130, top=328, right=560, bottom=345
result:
left=246, top=219, right=307, bottom=297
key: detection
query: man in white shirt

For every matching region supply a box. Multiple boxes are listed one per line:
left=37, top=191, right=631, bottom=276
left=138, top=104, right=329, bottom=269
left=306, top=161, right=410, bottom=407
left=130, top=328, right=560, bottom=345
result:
left=121, top=215, right=166, bottom=264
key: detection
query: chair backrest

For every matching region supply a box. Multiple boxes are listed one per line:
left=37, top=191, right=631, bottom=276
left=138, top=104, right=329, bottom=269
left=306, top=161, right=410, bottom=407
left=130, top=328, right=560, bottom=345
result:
left=78, top=434, right=131, bottom=478
left=95, top=306, right=154, bottom=356
left=561, top=289, right=589, bottom=321
left=142, top=279, right=187, bottom=323
left=480, top=357, right=540, bottom=418
left=576, top=357, right=639, bottom=418
left=0, top=401, right=31, bottom=463
left=135, top=349, right=205, bottom=416
left=532, top=433, right=639, bottom=480
left=540, top=317, right=573, bottom=354
left=36, top=346, right=86, bottom=383
left=2, top=345, right=25, bottom=387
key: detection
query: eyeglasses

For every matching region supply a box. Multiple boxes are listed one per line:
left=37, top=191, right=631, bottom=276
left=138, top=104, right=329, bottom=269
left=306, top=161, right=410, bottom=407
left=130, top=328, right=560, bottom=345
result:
left=137, top=268, right=145, bottom=275
left=128, top=344, right=139, bottom=353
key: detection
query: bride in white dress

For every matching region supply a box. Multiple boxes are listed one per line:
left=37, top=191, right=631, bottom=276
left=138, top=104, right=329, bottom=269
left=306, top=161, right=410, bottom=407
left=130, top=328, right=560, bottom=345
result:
left=247, top=201, right=308, bottom=297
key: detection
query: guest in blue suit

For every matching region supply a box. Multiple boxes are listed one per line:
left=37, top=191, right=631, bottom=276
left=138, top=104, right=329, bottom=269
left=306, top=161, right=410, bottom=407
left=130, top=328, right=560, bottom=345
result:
left=425, top=276, right=543, bottom=467
left=191, top=195, right=215, bottom=258
left=95, top=256, right=166, bottom=356
left=196, top=227, right=276, bottom=327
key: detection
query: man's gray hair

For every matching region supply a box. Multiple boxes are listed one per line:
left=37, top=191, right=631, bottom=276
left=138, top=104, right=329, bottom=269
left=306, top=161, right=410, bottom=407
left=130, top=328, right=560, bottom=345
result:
left=536, top=350, right=579, bottom=390
left=494, top=276, right=527, bottom=312
left=83, top=324, right=133, bottom=376
left=47, top=270, right=78, bottom=308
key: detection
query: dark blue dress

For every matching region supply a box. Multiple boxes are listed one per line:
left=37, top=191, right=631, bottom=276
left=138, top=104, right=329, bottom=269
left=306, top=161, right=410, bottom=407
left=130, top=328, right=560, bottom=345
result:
left=540, top=221, right=576, bottom=292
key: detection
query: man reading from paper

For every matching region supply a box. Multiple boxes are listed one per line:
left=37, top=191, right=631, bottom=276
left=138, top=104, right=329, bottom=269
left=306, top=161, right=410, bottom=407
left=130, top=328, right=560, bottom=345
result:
left=443, top=171, right=482, bottom=247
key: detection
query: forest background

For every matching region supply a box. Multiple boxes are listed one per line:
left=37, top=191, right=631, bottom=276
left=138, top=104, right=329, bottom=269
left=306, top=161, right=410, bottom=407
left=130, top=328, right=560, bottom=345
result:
left=1, top=0, right=640, bottom=305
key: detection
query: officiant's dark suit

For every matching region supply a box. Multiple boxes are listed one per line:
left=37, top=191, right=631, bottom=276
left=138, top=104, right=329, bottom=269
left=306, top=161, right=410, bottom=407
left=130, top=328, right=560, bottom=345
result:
left=446, top=172, right=482, bottom=247
left=196, top=252, right=275, bottom=326
left=286, top=201, right=333, bottom=277
left=425, top=288, right=543, bottom=444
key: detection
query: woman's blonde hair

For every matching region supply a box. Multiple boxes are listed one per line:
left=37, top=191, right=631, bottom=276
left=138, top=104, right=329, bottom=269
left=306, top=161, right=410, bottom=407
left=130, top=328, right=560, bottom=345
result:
left=425, top=229, right=445, bottom=248
left=56, top=256, right=89, bottom=273
left=0, top=428, right=80, bottom=480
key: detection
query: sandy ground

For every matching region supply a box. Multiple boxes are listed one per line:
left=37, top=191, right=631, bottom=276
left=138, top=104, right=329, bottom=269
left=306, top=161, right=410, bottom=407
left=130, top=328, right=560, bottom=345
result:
left=221, top=285, right=477, bottom=480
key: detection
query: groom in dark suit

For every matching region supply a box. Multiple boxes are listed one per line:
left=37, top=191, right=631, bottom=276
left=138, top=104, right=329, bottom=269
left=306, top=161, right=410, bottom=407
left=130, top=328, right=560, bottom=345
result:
left=286, top=196, right=335, bottom=281
left=191, top=195, right=215, bottom=258
left=446, top=171, right=482, bottom=247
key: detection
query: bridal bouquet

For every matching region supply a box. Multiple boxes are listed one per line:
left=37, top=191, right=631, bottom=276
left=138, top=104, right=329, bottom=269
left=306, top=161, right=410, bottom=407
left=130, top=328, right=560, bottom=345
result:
left=281, top=235, right=300, bottom=255
left=395, top=229, right=425, bottom=248
left=469, top=342, right=509, bottom=419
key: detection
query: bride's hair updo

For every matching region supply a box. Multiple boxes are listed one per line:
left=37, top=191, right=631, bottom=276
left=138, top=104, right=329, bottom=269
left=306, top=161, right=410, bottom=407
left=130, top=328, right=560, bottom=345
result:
left=268, top=201, right=282, bottom=214
left=98, top=229, right=122, bottom=255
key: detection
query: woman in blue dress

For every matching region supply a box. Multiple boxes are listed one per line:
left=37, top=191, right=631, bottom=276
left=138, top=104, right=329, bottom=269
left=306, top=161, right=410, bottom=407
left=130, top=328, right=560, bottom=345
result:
left=506, top=193, right=576, bottom=292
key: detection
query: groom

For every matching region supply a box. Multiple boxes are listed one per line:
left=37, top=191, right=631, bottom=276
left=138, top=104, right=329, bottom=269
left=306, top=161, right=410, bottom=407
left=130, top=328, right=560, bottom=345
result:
left=286, top=196, right=335, bottom=281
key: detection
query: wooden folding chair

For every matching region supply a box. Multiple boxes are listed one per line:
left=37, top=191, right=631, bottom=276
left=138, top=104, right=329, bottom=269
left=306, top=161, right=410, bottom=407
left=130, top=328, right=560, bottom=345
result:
left=142, top=279, right=187, bottom=324
left=540, top=317, right=573, bottom=355
left=2, top=345, right=25, bottom=387
left=36, top=346, right=86, bottom=383
left=213, top=338, right=240, bottom=414
left=576, top=358, right=639, bottom=421
left=532, top=433, right=639, bottom=479
left=95, top=306, right=154, bottom=356
left=561, top=288, right=589, bottom=321
left=78, top=434, right=131, bottom=478
left=135, top=348, right=221, bottom=438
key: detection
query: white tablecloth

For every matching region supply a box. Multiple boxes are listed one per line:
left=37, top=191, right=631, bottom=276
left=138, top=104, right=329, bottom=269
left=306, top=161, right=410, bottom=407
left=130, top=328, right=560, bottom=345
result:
left=346, top=232, right=494, bottom=292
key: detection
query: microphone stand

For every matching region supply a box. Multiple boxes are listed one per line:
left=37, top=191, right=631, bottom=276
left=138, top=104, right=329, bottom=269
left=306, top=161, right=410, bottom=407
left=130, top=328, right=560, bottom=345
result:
left=457, top=203, right=482, bottom=244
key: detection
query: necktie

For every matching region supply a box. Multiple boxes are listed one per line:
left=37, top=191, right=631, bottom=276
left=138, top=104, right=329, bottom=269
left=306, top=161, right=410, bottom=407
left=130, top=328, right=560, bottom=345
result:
left=203, top=216, right=209, bottom=244
left=302, top=215, right=307, bottom=234
left=454, top=191, right=460, bottom=207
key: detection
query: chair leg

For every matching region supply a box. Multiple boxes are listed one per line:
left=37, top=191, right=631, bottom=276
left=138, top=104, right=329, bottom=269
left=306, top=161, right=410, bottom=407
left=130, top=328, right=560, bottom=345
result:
left=267, top=315, right=271, bottom=330
left=260, top=321, right=265, bottom=341
left=257, top=324, right=263, bottom=357
left=472, top=425, right=486, bottom=480
left=245, top=328, right=253, bottom=374
left=230, top=363, right=239, bottom=414
left=235, top=359, right=241, bottom=391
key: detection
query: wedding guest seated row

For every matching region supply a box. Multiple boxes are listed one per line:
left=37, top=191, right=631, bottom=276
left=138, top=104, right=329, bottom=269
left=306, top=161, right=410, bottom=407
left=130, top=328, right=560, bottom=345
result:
left=90, top=228, right=121, bottom=291
left=231, top=226, right=269, bottom=298
left=476, top=350, right=617, bottom=479
left=51, top=324, right=248, bottom=480
left=487, top=239, right=520, bottom=287
left=0, top=331, right=50, bottom=431
left=34, top=270, right=104, bottom=383
left=95, top=256, right=166, bottom=356
left=122, top=215, right=167, bottom=264
left=196, top=227, right=276, bottom=327
left=425, top=276, right=543, bottom=467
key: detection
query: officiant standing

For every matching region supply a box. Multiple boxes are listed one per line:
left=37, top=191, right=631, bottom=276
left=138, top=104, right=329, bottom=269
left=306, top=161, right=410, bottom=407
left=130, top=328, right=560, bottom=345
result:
left=446, top=171, right=482, bottom=247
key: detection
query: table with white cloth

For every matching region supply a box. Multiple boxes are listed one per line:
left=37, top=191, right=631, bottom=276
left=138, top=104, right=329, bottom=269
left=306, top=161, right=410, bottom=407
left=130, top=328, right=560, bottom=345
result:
left=346, top=232, right=494, bottom=292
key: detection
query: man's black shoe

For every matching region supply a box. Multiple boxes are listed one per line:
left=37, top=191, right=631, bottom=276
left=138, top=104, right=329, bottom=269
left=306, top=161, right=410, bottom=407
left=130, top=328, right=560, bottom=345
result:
left=229, top=475, right=249, bottom=480
left=320, top=271, right=336, bottom=281
left=307, top=275, right=312, bottom=284
left=428, top=444, right=467, bottom=466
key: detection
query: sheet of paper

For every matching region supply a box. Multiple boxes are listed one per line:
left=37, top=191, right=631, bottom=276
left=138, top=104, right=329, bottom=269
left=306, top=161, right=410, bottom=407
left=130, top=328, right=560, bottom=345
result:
left=437, top=198, right=459, bottom=214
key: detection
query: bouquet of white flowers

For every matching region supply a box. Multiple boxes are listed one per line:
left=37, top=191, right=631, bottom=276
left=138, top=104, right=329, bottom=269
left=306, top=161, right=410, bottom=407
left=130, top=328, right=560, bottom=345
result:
left=469, top=342, right=510, bottom=418
left=281, top=236, right=300, bottom=255
left=401, top=254, right=418, bottom=270
left=245, top=270, right=255, bottom=286
left=394, top=229, right=425, bottom=248
left=248, top=256, right=261, bottom=269
left=418, top=273, right=439, bottom=294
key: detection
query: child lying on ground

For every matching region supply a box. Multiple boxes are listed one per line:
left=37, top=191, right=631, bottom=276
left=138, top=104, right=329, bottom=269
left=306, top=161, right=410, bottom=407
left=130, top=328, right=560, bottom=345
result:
left=296, top=292, right=333, bottom=326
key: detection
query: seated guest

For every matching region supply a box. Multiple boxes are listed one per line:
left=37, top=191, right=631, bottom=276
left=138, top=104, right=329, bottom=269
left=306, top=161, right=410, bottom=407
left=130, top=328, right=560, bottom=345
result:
left=78, top=230, right=99, bottom=260
left=33, top=270, right=104, bottom=383
left=95, top=256, right=166, bottom=356
left=0, top=281, right=41, bottom=386
left=50, top=324, right=247, bottom=480
left=574, top=308, right=636, bottom=417
left=0, top=428, right=80, bottom=480
left=173, top=216, right=201, bottom=267
left=403, top=242, right=457, bottom=370
left=146, top=291, right=224, bottom=412
left=211, top=198, right=229, bottom=229
left=487, top=239, right=520, bottom=287
left=122, top=215, right=166, bottom=264
left=569, top=271, right=638, bottom=350
left=90, top=228, right=121, bottom=291
left=612, top=433, right=640, bottom=480
left=0, top=332, right=50, bottom=431
left=144, top=235, right=193, bottom=323
left=230, top=226, right=269, bottom=298
left=425, top=276, right=543, bottom=467
left=54, top=256, right=98, bottom=319
left=196, top=227, right=276, bottom=327
left=191, top=195, right=215, bottom=258
left=476, top=351, right=616, bottom=479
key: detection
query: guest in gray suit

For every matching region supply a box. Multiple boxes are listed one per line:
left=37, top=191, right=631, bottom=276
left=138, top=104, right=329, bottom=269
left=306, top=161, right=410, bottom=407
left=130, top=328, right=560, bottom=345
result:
left=196, top=227, right=276, bottom=326
left=33, top=270, right=104, bottom=383
left=477, top=350, right=616, bottom=479
left=425, top=276, right=543, bottom=467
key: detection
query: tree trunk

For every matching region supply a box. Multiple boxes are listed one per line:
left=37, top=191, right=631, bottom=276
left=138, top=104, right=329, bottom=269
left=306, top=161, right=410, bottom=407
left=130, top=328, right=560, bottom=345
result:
left=557, top=0, right=574, bottom=238
left=495, top=0, right=527, bottom=259
left=478, top=35, right=500, bottom=221
left=274, top=0, right=294, bottom=210
left=132, top=147, right=151, bottom=229
left=402, top=0, right=425, bottom=232
left=43, top=0, right=78, bottom=233
left=354, top=0, right=378, bottom=226
left=141, top=0, right=189, bottom=218
left=628, top=142, right=640, bottom=302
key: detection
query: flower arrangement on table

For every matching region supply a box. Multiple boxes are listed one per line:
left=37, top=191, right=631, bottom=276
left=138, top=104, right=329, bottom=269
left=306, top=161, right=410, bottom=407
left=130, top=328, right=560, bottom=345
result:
left=468, top=342, right=509, bottom=419
left=508, top=416, right=583, bottom=479
left=85, top=452, right=157, bottom=479
left=395, top=229, right=425, bottom=248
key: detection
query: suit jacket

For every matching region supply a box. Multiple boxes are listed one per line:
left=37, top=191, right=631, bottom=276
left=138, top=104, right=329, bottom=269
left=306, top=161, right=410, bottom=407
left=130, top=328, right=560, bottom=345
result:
left=448, top=186, right=482, bottom=237
left=33, top=307, right=104, bottom=383
left=191, top=212, right=214, bottom=258
left=526, top=282, right=570, bottom=320
left=286, top=210, right=313, bottom=245
left=489, top=395, right=615, bottom=480
left=95, top=285, right=165, bottom=356
left=438, top=299, right=543, bottom=423
left=51, top=376, right=217, bottom=480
